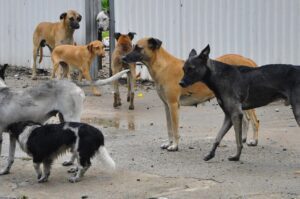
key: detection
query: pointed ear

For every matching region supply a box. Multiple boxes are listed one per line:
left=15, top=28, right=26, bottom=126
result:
left=199, top=44, right=210, bottom=59
left=128, top=32, right=136, bottom=40
left=114, top=32, right=121, bottom=41
left=60, top=12, right=67, bottom=20
left=148, top=38, right=162, bottom=50
left=189, top=49, right=197, bottom=58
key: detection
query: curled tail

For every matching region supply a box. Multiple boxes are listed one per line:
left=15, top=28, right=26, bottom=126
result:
left=98, top=146, right=116, bottom=170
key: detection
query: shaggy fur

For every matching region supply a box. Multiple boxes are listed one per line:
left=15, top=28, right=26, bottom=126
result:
left=7, top=121, right=115, bottom=183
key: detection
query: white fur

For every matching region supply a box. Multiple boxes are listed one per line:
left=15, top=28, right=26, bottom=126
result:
left=96, top=11, right=109, bottom=31
left=18, top=125, right=39, bottom=153
left=98, top=146, right=116, bottom=170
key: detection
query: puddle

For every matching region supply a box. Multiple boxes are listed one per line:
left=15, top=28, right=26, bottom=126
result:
left=82, top=115, right=136, bottom=131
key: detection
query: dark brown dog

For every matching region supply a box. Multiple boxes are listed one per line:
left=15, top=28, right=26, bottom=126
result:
left=111, top=32, right=136, bottom=110
left=32, top=10, right=82, bottom=80
left=122, top=37, right=260, bottom=151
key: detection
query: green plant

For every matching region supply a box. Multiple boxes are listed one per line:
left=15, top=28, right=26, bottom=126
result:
left=101, top=0, right=109, bottom=12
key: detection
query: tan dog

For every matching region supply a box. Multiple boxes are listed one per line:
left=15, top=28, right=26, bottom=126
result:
left=32, top=10, right=82, bottom=80
left=122, top=37, right=260, bottom=151
left=112, top=32, right=136, bottom=110
left=51, top=40, right=105, bottom=96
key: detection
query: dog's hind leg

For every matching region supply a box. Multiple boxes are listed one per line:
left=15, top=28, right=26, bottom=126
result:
left=228, top=111, right=244, bottom=161
left=204, top=114, right=232, bottom=161
left=38, top=159, right=52, bottom=183
left=245, top=109, right=259, bottom=146
left=290, top=88, right=300, bottom=126
left=33, top=162, right=42, bottom=180
left=32, top=45, right=39, bottom=80
left=0, top=135, right=16, bottom=175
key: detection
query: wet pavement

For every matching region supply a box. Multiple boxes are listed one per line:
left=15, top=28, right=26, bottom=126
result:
left=0, top=75, right=300, bottom=199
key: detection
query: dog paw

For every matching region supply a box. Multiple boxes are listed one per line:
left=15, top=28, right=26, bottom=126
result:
left=160, top=142, right=171, bottom=150
left=203, top=153, right=215, bottom=161
left=247, top=139, right=258, bottom=147
left=93, top=92, right=102, bottom=96
left=67, top=167, right=78, bottom=173
left=228, top=155, right=240, bottom=161
left=167, top=144, right=178, bottom=151
left=129, top=105, right=134, bottom=110
left=38, top=176, right=48, bottom=183
left=242, top=138, right=247, bottom=143
left=0, top=169, right=9, bottom=175
left=62, top=161, right=73, bottom=166
left=69, top=176, right=80, bottom=183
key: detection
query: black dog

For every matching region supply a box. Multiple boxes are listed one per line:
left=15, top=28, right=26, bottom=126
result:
left=7, top=121, right=115, bottom=183
left=179, top=45, right=300, bottom=161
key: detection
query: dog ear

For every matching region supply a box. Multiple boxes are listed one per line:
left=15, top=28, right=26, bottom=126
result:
left=199, top=44, right=210, bottom=59
left=77, top=14, right=82, bottom=22
left=87, top=44, right=93, bottom=52
left=114, top=32, right=121, bottom=41
left=128, top=32, right=136, bottom=40
left=148, top=38, right=162, bottom=50
left=189, top=49, right=197, bottom=58
left=60, top=12, right=67, bottom=20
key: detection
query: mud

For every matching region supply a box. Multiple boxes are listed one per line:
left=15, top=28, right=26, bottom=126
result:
left=0, top=69, right=299, bottom=199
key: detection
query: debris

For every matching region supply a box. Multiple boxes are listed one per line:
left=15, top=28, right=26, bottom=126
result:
left=137, top=93, right=143, bottom=97
left=282, top=148, right=287, bottom=151
left=150, top=122, right=154, bottom=126
left=81, top=195, right=88, bottom=199
left=137, top=178, right=141, bottom=182
left=275, top=108, right=279, bottom=112
left=188, top=146, right=194, bottom=149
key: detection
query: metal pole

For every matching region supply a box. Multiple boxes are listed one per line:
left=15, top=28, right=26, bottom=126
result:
left=109, top=0, right=115, bottom=77
left=97, top=28, right=103, bottom=70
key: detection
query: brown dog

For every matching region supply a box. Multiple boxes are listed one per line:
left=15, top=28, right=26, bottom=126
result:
left=112, top=32, right=136, bottom=110
left=122, top=37, right=260, bottom=151
left=32, top=10, right=82, bottom=80
left=51, top=40, right=105, bottom=96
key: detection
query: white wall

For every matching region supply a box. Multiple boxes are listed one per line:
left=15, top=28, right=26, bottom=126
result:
left=0, top=0, right=86, bottom=68
left=114, top=0, right=300, bottom=70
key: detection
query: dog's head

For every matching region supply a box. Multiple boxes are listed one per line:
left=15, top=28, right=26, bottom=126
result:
left=179, top=45, right=210, bottom=88
left=87, top=40, right=105, bottom=58
left=96, top=11, right=109, bottom=31
left=0, top=64, right=8, bottom=81
left=7, top=121, right=41, bottom=139
left=121, top=37, right=162, bottom=64
left=114, top=32, right=136, bottom=51
left=60, top=10, right=82, bottom=30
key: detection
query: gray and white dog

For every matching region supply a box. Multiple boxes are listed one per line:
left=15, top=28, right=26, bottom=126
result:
left=96, top=10, right=109, bottom=31
left=0, top=66, right=128, bottom=175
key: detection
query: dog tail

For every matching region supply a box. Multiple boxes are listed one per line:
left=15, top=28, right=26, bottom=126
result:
left=98, top=146, right=116, bottom=170
left=74, top=69, right=129, bottom=87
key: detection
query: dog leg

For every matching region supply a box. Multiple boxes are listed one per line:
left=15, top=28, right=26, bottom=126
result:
left=128, top=66, right=136, bottom=110
left=33, top=162, right=42, bottom=180
left=246, top=109, right=259, bottom=146
left=228, top=112, right=243, bottom=161
left=166, top=102, right=179, bottom=151
left=62, top=153, right=76, bottom=166
left=204, top=114, right=232, bottom=161
left=0, top=135, right=16, bottom=175
left=113, top=69, right=122, bottom=107
left=69, top=158, right=91, bottom=183
left=32, top=46, right=39, bottom=80
left=0, top=131, right=2, bottom=157
left=51, top=62, right=60, bottom=79
left=160, top=102, right=174, bottom=150
left=38, top=159, right=52, bottom=183
left=242, top=112, right=249, bottom=143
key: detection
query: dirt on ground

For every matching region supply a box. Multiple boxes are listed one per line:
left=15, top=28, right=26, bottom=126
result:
left=0, top=67, right=299, bottom=199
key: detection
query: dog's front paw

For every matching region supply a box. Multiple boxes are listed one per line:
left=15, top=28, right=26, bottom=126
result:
left=228, top=155, right=240, bottom=161
left=167, top=144, right=178, bottom=151
left=38, top=176, right=48, bottom=183
left=67, top=167, right=78, bottom=173
left=129, top=105, right=134, bottom=110
left=247, top=139, right=258, bottom=147
left=203, top=153, right=215, bottom=161
left=62, top=161, right=73, bottom=166
left=0, top=168, right=10, bottom=175
left=160, top=142, right=171, bottom=150
left=69, top=176, right=80, bottom=183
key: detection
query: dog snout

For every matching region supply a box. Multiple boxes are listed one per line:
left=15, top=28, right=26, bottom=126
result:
left=99, top=27, right=104, bottom=31
left=179, top=80, right=187, bottom=88
left=71, top=22, right=80, bottom=29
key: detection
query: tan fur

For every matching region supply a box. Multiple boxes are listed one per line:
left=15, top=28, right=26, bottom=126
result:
left=32, top=10, right=81, bottom=80
left=134, top=38, right=260, bottom=151
left=112, top=34, right=136, bottom=110
left=51, top=40, right=105, bottom=96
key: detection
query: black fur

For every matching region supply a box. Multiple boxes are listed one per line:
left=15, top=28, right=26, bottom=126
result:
left=180, top=45, right=300, bottom=162
left=0, top=64, right=8, bottom=80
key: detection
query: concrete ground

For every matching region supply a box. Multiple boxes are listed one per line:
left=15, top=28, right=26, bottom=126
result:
left=0, top=70, right=300, bottom=199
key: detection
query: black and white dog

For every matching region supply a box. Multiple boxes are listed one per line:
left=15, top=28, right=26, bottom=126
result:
left=179, top=45, right=300, bottom=162
left=7, top=121, right=116, bottom=183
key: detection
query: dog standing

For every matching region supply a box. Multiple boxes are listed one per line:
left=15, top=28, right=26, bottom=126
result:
left=51, top=40, right=106, bottom=96
left=112, top=32, right=136, bottom=110
left=32, top=10, right=82, bottom=80
left=96, top=10, right=109, bottom=31
left=7, top=121, right=115, bottom=183
left=122, top=37, right=259, bottom=151
left=180, top=45, right=300, bottom=161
